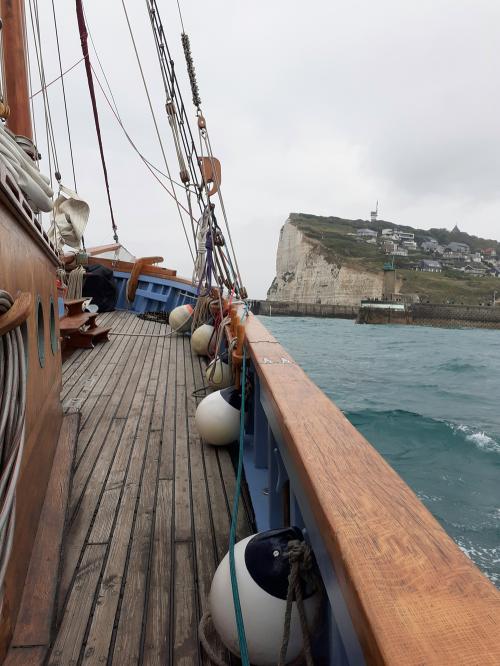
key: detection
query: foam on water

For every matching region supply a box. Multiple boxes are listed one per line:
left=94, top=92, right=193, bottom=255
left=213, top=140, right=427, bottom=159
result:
left=453, top=424, right=500, bottom=454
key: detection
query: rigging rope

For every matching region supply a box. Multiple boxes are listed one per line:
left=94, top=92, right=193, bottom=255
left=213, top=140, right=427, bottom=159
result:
left=121, top=0, right=195, bottom=253
left=75, top=0, right=119, bottom=243
left=0, top=292, right=27, bottom=611
left=229, top=342, right=250, bottom=664
left=28, top=0, right=60, bottom=181
left=89, top=65, right=196, bottom=262
left=51, top=0, right=77, bottom=191
left=30, top=58, right=84, bottom=100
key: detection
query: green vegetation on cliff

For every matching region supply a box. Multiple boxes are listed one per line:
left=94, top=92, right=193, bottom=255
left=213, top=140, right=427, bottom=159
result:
left=289, top=213, right=500, bottom=304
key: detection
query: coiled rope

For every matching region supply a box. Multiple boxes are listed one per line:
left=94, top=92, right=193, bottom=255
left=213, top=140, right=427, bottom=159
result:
left=66, top=265, right=85, bottom=301
left=0, top=291, right=28, bottom=610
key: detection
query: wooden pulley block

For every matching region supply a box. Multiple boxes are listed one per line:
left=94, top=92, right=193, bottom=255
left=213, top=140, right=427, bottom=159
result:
left=0, top=101, right=10, bottom=119
left=0, top=292, right=32, bottom=336
left=198, top=156, right=221, bottom=197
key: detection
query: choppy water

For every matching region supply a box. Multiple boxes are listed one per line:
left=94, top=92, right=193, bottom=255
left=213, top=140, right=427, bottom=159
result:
left=261, top=316, right=500, bottom=587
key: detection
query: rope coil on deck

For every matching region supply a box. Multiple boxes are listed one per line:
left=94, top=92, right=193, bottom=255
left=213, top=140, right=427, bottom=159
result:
left=0, top=290, right=28, bottom=609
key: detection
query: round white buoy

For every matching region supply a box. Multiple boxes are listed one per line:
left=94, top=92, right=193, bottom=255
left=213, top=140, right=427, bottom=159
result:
left=209, top=528, right=320, bottom=665
left=195, top=387, right=240, bottom=446
left=170, top=304, right=193, bottom=334
left=191, top=323, right=215, bottom=356
left=206, top=358, right=233, bottom=389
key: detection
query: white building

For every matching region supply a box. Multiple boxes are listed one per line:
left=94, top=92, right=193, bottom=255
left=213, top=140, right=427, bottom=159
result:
left=357, top=228, right=378, bottom=239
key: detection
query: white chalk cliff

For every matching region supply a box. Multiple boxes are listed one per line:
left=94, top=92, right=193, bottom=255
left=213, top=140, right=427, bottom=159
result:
left=267, top=219, right=383, bottom=305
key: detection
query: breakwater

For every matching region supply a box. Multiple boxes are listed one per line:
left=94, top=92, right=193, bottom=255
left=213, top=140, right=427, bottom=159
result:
left=251, top=300, right=500, bottom=329
left=249, top=300, right=358, bottom=319
left=411, top=303, right=500, bottom=329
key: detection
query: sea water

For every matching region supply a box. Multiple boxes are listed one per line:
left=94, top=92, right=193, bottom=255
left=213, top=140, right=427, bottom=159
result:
left=261, top=316, right=500, bottom=587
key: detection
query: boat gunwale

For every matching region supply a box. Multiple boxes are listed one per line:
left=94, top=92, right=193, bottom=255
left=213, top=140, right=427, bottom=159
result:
left=240, top=309, right=500, bottom=665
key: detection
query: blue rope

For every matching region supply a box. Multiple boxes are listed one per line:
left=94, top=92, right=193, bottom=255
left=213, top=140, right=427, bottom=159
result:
left=229, top=343, right=250, bottom=665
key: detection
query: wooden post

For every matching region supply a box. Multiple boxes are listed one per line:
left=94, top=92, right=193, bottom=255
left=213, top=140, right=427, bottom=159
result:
left=0, top=0, right=33, bottom=139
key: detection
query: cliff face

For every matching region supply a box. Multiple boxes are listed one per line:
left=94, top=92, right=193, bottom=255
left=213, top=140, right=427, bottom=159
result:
left=267, top=220, right=383, bottom=306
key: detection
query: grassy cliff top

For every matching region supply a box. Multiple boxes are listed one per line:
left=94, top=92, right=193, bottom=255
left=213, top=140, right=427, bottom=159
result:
left=288, top=213, right=500, bottom=304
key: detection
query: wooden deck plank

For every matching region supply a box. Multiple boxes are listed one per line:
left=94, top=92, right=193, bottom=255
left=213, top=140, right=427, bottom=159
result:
left=12, top=414, right=79, bottom=647
left=111, top=430, right=162, bottom=665
left=174, top=337, right=191, bottom=542
left=184, top=342, right=228, bottom=665
left=184, top=340, right=217, bottom=612
left=71, top=335, right=151, bottom=505
left=143, top=479, right=173, bottom=666
left=4, top=646, right=46, bottom=666
left=74, top=335, right=138, bottom=463
left=57, top=418, right=126, bottom=616
left=150, top=330, right=171, bottom=432
left=82, top=343, right=159, bottom=662
left=48, top=545, right=107, bottom=666
left=173, top=542, right=198, bottom=666
left=48, top=312, right=254, bottom=666
left=59, top=337, right=157, bottom=613
left=159, top=334, right=177, bottom=479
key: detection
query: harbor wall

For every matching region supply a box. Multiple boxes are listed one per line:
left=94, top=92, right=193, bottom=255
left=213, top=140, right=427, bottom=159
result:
left=411, top=303, right=500, bottom=329
left=251, top=300, right=500, bottom=329
left=249, top=300, right=358, bottom=319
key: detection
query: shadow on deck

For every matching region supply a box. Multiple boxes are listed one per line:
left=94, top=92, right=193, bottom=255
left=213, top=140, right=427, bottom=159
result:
left=48, top=311, right=254, bottom=665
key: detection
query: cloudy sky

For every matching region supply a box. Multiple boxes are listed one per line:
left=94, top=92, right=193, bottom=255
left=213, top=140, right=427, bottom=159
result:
left=30, top=1, right=500, bottom=297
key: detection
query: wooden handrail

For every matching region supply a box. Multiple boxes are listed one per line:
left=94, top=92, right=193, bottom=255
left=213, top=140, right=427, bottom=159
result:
left=242, top=311, right=500, bottom=665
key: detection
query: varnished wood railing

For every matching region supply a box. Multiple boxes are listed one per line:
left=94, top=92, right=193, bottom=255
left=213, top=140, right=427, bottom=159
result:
left=235, top=309, right=500, bottom=665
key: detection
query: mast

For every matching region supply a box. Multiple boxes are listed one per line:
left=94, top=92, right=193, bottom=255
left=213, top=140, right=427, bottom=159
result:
left=0, top=0, right=32, bottom=140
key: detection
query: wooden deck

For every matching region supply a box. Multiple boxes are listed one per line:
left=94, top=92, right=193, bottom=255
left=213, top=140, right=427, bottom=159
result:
left=47, top=311, right=254, bottom=665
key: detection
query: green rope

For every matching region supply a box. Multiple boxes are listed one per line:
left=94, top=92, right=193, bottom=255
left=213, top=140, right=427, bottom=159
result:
left=229, top=345, right=250, bottom=665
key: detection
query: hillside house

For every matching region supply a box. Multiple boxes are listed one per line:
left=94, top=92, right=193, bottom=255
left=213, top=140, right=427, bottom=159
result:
left=446, top=242, right=470, bottom=254
left=418, top=259, right=442, bottom=273
left=397, top=231, right=415, bottom=242
left=357, top=228, right=378, bottom=239
left=483, top=248, right=497, bottom=258
left=461, top=265, right=487, bottom=276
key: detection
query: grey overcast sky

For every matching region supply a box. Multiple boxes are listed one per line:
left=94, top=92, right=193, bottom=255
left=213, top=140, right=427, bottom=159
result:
left=31, top=1, right=500, bottom=298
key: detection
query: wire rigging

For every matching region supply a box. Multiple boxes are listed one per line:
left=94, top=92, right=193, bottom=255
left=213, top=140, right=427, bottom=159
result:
left=51, top=0, right=78, bottom=191
left=120, top=0, right=196, bottom=254
left=28, top=0, right=60, bottom=182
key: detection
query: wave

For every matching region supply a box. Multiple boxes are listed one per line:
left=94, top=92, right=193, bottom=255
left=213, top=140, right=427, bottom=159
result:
left=347, top=409, right=500, bottom=457
left=452, top=424, right=500, bottom=454
left=436, top=360, right=484, bottom=373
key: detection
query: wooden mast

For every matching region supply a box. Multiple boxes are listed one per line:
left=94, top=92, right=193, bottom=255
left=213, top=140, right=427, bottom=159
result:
left=0, top=0, right=32, bottom=139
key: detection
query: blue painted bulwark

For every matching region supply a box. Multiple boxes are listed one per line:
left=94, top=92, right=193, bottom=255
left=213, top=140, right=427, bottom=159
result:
left=242, top=370, right=366, bottom=666
left=113, top=271, right=197, bottom=313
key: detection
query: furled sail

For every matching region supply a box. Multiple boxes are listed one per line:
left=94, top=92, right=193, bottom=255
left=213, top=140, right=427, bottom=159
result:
left=0, top=123, right=53, bottom=212
left=48, top=184, right=90, bottom=250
